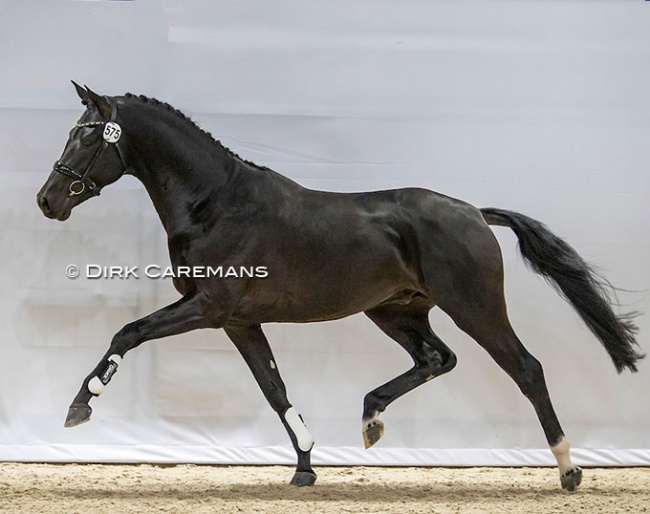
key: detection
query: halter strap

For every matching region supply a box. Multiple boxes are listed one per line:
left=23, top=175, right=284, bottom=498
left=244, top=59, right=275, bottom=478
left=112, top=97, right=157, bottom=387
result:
left=53, top=97, right=128, bottom=197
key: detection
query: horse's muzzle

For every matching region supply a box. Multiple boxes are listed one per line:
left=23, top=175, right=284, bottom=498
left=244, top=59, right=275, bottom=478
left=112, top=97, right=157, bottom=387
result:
left=36, top=190, right=71, bottom=221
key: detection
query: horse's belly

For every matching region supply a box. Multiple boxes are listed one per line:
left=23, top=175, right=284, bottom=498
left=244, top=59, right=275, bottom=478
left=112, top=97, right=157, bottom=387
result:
left=232, top=260, right=428, bottom=323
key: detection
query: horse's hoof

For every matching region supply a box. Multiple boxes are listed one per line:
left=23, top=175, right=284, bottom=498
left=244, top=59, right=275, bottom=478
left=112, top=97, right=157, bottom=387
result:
left=560, top=466, right=583, bottom=491
left=362, top=419, right=384, bottom=449
left=290, top=470, right=317, bottom=487
left=64, top=403, right=92, bottom=428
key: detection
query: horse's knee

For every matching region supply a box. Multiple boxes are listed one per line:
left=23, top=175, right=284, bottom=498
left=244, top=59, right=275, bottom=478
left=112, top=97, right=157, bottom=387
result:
left=110, top=321, right=142, bottom=354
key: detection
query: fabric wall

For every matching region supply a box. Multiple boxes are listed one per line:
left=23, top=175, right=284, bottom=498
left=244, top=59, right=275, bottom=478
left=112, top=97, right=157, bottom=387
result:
left=1, top=0, right=649, bottom=467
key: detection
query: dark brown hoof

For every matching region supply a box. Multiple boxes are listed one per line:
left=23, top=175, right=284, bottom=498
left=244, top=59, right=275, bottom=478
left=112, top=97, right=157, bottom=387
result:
left=64, top=403, right=92, bottom=428
left=290, top=470, right=317, bottom=487
left=561, top=466, right=583, bottom=491
left=362, top=419, right=384, bottom=449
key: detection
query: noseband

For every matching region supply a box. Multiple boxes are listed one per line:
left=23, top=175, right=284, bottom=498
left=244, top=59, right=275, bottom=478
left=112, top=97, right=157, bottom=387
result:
left=53, top=99, right=128, bottom=197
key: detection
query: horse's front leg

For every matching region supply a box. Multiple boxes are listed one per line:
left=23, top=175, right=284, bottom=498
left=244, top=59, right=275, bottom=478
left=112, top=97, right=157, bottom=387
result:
left=65, top=292, right=214, bottom=428
left=224, top=324, right=316, bottom=487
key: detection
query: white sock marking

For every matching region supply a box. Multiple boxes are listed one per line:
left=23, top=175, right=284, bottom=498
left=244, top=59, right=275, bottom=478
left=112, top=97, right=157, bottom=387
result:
left=284, top=407, right=314, bottom=452
left=551, top=437, right=574, bottom=475
left=363, top=410, right=380, bottom=430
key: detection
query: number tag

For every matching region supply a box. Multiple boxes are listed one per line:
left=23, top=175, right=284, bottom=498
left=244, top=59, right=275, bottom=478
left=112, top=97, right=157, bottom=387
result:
left=103, top=122, right=122, bottom=143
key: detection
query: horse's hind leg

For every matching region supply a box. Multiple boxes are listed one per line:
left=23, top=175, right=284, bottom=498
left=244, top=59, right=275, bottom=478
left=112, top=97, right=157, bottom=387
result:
left=423, top=213, right=582, bottom=490
left=448, top=303, right=582, bottom=491
left=224, top=324, right=316, bottom=487
left=362, top=304, right=457, bottom=448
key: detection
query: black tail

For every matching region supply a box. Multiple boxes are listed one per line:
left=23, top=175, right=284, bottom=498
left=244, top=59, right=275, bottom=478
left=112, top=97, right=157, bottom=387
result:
left=482, top=207, right=644, bottom=373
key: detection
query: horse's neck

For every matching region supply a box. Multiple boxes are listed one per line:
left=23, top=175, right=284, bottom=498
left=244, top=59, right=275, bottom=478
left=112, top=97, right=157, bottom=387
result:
left=126, top=113, right=237, bottom=235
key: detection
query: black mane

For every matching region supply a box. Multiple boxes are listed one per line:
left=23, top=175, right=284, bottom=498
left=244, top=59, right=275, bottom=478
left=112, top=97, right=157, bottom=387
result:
left=122, top=93, right=269, bottom=172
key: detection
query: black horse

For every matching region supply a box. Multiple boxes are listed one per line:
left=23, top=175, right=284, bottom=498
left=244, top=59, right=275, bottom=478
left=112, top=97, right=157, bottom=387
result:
left=37, top=83, right=643, bottom=490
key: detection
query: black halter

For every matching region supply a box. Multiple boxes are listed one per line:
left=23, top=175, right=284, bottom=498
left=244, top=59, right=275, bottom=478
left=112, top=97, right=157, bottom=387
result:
left=53, top=98, right=128, bottom=197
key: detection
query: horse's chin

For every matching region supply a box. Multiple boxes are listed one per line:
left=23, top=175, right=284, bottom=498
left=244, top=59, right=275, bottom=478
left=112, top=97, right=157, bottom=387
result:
left=56, top=210, right=72, bottom=222
left=40, top=209, right=69, bottom=221
left=46, top=206, right=72, bottom=221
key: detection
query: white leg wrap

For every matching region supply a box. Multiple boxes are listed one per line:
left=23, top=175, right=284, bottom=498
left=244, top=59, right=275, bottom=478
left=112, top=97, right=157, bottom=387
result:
left=90, top=354, right=122, bottom=395
left=551, top=437, right=574, bottom=475
left=88, top=376, right=105, bottom=396
left=284, top=407, right=314, bottom=452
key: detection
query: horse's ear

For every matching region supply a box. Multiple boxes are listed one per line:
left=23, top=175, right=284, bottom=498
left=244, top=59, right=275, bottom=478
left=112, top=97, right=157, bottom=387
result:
left=72, top=80, right=89, bottom=104
left=84, top=85, right=112, bottom=120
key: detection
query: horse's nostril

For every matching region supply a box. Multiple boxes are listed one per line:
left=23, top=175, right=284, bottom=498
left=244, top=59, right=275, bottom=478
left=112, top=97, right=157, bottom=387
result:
left=37, top=193, right=52, bottom=215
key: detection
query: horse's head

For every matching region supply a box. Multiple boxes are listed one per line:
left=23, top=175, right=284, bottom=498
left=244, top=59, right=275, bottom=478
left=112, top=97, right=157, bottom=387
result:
left=37, top=82, right=128, bottom=221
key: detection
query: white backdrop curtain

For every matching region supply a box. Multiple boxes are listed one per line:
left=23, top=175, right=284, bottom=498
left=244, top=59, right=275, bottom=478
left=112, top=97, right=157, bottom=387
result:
left=0, top=0, right=649, bottom=467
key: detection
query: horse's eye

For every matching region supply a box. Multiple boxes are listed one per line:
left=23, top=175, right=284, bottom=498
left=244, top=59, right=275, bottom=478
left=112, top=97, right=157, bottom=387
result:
left=81, top=136, right=96, bottom=147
